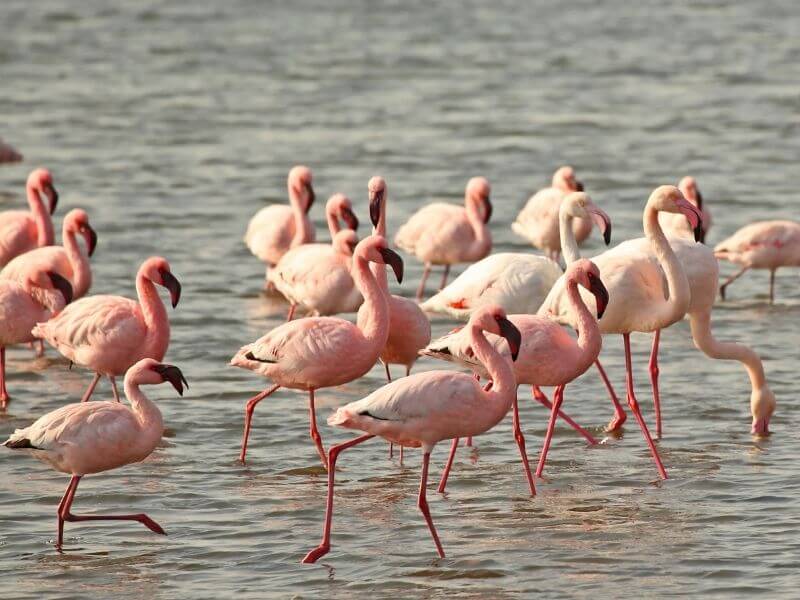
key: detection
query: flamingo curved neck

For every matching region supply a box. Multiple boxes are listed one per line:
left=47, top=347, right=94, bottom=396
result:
left=469, top=325, right=515, bottom=401
left=559, top=208, right=581, bottom=265
left=465, top=199, right=491, bottom=258
left=63, top=228, right=91, bottom=297
left=326, top=209, right=341, bottom=238
left=289, top=191, right=312, bottom=247
left=135, top=275, right=170, bottom=357
left=354, top=255, right=390, bottom=349
left=123, top=379, right=163, bottom=430
left=369, top=204, right=390, bottom=293
left=27, top=184, right=53, bottom=246
left=566, top=279, right=602, bottom=372
left=644, top=204, right=690, bottom=323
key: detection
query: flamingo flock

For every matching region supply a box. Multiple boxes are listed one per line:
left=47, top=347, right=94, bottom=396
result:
left=0, top=159, right=786, bottom=563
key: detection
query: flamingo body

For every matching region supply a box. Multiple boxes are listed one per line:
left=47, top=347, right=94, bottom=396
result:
left=0, top=169, right=57, bottom=267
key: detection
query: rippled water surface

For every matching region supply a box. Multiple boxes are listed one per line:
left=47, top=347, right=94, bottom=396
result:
left=2, top=1, right=800, bottom=598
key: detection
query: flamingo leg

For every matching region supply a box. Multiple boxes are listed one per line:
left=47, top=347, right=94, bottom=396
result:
left=595, top=359, right=627, bottom=431
left=286, top=303, right=297, bottom=322
left=308, top=389, right=328, bottom=469
left=109, top=376, right=120, bottom=402
left=239, top=383, right=281, bottom=463
left=81, top=372, right=102, bottom=403
left=385, top=363, right=395, bottom=459
left=439, top=265, right=450, bottom=290
left=418, top=451, right=446, bottom=558
left=35, top=339, right=45, bottom=358
left=649, top=330, right=662, bottom=439
left=0, top=346, right=8, bottom=408
left=57, top=475, right=166, bottom=550
left=405, top=365, right=411, bottom=377
left=511, top=392, right=536, bottom=495
left=532, top=386, right=597, bottom=445
left=719, top=265, right=749, bottom=300
left=437, top=437, right=459, bottom=493
left=769, top=269, right=776, bottom=304
left=535, top=384, right=565, bottom=478
left=302, top=433, right=375, bottom=563
left=622, top=334, right=668, bottom=480
left=416, top=263, right=431, bottom=302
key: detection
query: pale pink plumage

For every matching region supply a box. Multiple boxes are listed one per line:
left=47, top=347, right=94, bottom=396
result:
left=0, top=168, right=58, bottom=267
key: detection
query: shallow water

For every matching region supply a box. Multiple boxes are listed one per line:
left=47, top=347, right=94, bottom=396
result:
left=2, top=1, right=800, bottom=597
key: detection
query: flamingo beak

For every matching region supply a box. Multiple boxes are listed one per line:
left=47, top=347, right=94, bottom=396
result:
left=676, top=197, right=704, bottom=243
left=496, top=316, right=521, bottom=361
left=695, top=189, right=703, bottom=211
left=48, top=271, right=73, bottom=304
left=341, top=206, right=359, bottom=231
left=588, top=206, right=612, bottom=245
left=377, top=247, right=404, bottom=284
left=159, top=268, right=182, bottom=308
left=305, top=183, right=315, bottom=213
left=47, top=184, right=58, bottom=215
left=369, top=190, right=383, bottom=229
left=482, top=196, right=493, bottom=224
left=751, top=417, right=770, bottom=436
left=346, top=238, right=357, bottom=255
left=575, top=180, right=584, bottom=193
left=81, top=224, right=98, bottom=257
left=588, top=274, right=609, bottom=319
left=154, top=363, right=189, bottom=396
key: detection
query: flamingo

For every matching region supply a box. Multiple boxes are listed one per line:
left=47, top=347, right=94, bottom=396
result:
left=244, top=165, right=316, bottom=275
left=231, top=234, right=403, bottom=466
left=301, top=305, right=521, bottom=564
left=0, top=138, right=22, bottom=163
left=268, top=193, right=360, bottom=319
left=33, top=256, right=182, bottom=403
left=714, top=220, right=800, bottom=303
left=3, top=357, right=187, bottom=549
left=0, top=267, right=72, bottom=407
left=422, top=259, right=607, bottom=488
left=660, top=176, right=711, bottom=243
left=422, top=192, right=611, bottom=319
left=0, top=168, right=58, bottom=268
left=512, top=166, right=589, bottom=261
left=1, top=208, right=97, bottom=299
left=539, top=185, right=702, bottom=479
left=395, top=177, right=492, bottom=301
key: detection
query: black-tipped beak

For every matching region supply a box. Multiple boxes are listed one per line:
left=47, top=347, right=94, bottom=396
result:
left=695, top=190, right=703, bottom=211
left=588, top=275, right=609, bottom=319
left=154, top=363, right=188, bottom=396
left=48, top=185, right=58, bottom=215
left=82, top=224, right=98, bottom=257
left=575, top=180, right=584, bottom=193
left=305, top=184, right=315, bottom=213
left=377, top=247, right=404, bottom=284
left=48, top=271, right=73, bottom=304
left=694, top=224, right=705, bottom=244
left=159, top=268, right=182, bottom=308
left=341, top=206, right=359, bottom=231
left=589, top=208, right=612, bottom=246
left=496, top=316, right=521, bottom=361
left=369, top=191, right=383, bottom=229
left=482, top=196, right=493, bottom=224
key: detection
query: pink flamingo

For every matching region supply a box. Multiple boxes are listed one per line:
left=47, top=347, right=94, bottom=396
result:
left=0, top=138, right=22, bottom=163
left=0, top=168, right=58, bottom=267
left=301, top=305, right=521, bottom=563
left=231, top=234, right=403, bottom=466
left=423, top=259, right=607, bottom=488
left=423, top=192, right=611, bottom=319
left=1, top=208, right=97, bottom=299
left=512, top=166, right=590, bottom=261
left=714, top=220, right=800, bottom=303
left=539, top=185, right=701, bottom=479
left=0, top=267, right=72, bottom=407
left=244, top=166, right=316, bottom=275
left=395, top=177, right=492, bottom=301
left=268, top=193, right=360, bottom=319
left=3, top=357, right=187, bottom=549
left=33, top=256, right=181, bottom=403
left=660, top=176, right=711, bottom=242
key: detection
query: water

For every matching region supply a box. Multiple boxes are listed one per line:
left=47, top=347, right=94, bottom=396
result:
left=1, top=1, right=800, bottom=597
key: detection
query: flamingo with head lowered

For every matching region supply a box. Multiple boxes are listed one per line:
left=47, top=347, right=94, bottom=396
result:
left=0, top=168, right=58, bottom=268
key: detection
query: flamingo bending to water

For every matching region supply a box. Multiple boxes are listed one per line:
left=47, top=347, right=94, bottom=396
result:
left=3, top=358, right=187, bottom=549
left=0, top=168, right=58, bottom=267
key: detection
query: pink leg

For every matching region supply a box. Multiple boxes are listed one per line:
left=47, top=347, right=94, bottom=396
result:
left=535, top=385, right=565, bottom=478
left=439, top=265, right=450, bottom=290
left=416, top=263, right=431, bottom=302
left=0, top=346, right=8, bottom=408
left=532, top=386, right=597, bottom=445
left=384, top=364, right=395, bottom=458
left=302, top=433, right=375, bottom=563
left=286, top=303, right=297, bottom=321
left=35, top=339, right=45, bottom=358
left=81, top=372, right=102, bottom=403
left=465, top=437, right=473, bottom=447
left=57, top=475, right=166, bottom=550
left=719, top=265, right=749, bottom=300
left=308, top=390, right=328, bottom=469
left=239, top=383, right=281, bottom=463
left=769, top=269, right=776, bottom=304
left=109, top=376, right=120, bottom=402
left=511, top=393, right=536, bottom=495
left=417, top=451, right=445, bottom=558
left=595, top=359, right=627, bottom=431
left=399, top=445, right=404, bottom=464
left=437, top=437, right=459, bottom=493
left=649, top=330, right=662, bottom=439
left=622, top=334, right=668, bottom=480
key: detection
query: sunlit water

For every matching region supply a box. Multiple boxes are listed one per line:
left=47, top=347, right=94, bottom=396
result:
left=2, top=1, right=800, bottom=598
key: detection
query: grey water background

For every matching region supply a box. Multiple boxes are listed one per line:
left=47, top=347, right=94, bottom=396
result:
left=1, top=1, right=800, bottom=598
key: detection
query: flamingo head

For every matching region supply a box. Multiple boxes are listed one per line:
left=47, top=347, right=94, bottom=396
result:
left=327, top=193, right=358, bottom=231
left=568, top=258, right=609, bottom=319
left=368, top=176, right=387, bottom=229
left=466, top=177, right=492, bottom=224
left=355, top=234, right=404, bottom=283
left=678, top=176, right=701, bottom=208
left=64, top=209, right=98, bottom=257
left=332, top=229, right=358, bottom=257
left=130, top=357, right=189, bottom=395
left=26, top=267, right=73, bottom=306
left=751, top=384, right=776, bottom=436
left=288, top=165, right=315, bottom=214
left=552, top=166, right=582, bottom=193
left=469, top=305, right=522, bottom=361
left=651, top=185, right=704, bottom=243
left=563, top=192, right=612, bottom=245
left=141, top=256, right=181, bottom=308
left=28, top=168, right=58, bottom=214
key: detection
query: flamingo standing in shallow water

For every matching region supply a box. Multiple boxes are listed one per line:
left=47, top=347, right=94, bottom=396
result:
left=244, top=166, right=316, bottom=278
left=301, top=305, right=521, bottom=563
left=660, top=176, right=711, bottom=243
left=268, top=193, right=360, bottom=319
left=0, top=168, right=58, bottom=268
left=231, top=234, right=403, bottom=466
left=3, top=358, right=187, bottom=549
left=395, top=177, right=492, bottom=301
left=33, top=256, right=181, bottom=403
left=0, top=267, right=72, bottom=407
left=714, top=220, right=800, bottom=303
